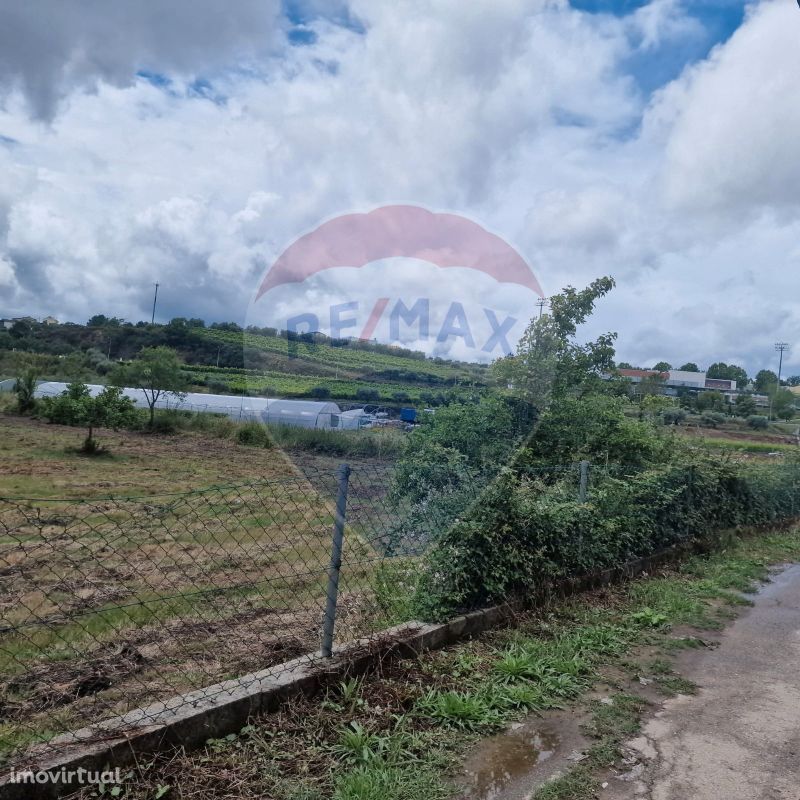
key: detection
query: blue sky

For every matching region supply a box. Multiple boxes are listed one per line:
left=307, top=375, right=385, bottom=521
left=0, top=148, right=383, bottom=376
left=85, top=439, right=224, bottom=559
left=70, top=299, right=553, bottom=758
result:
left=576, top=1, right=748, bottom=93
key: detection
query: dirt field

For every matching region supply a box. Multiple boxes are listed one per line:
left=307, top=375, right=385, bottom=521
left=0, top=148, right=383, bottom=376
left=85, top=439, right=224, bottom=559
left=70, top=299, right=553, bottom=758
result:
left=0, top=415, right=299, bottom=498
left=0, top=414, right=389, bottom=769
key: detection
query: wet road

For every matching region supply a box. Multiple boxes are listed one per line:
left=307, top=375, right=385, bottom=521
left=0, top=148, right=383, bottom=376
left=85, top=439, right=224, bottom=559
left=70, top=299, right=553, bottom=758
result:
left=459, top=564, right=800, bottom=800
left=620, top=564, right=800, bottom=800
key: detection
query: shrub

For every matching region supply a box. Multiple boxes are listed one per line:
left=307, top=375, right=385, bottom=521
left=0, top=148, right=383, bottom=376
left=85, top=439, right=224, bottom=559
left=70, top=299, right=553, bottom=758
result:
left=699, top=412, right=726, bottom=428
left=13, top=369, right=38, bottom=414
left=235, top=422, right=272, bottom=447
left=747, top=415, right=769, bottom=430
left=356, top=388, right=380, bottom=402
left=413, top=459, right=800, bottom=620
left=309, top=386, right=332, bottom=399
left=662, top=408, right=687, bottom=426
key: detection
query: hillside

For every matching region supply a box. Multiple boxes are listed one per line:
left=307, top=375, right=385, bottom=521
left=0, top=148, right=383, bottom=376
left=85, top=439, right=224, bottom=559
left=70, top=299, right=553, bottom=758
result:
left=0, top=319, right=492, bottom=406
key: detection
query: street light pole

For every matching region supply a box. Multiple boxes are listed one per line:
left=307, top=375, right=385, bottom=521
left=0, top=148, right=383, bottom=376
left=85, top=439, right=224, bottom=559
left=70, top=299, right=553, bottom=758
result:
left=151, top=282, right=160, bottom=325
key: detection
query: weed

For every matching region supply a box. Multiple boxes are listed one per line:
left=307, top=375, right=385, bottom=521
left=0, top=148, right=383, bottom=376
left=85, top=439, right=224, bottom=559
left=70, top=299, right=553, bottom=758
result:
left=629, top=607, right=669, bottom=628
left=330, top=722, right=389, bottom=766
left=414, top=689, right=502, bottom=730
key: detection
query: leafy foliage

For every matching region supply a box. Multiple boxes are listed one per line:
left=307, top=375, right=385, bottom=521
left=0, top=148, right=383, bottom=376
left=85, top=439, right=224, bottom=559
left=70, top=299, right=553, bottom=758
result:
left=111, top=346, right=189, bottom=428
left=12, top=368, right=38, bottom=413
left=493, top=277, right=616, bottom=410
left=38, top=383, right=137, bottom=453
left=414, top=458, right=800, bottom=620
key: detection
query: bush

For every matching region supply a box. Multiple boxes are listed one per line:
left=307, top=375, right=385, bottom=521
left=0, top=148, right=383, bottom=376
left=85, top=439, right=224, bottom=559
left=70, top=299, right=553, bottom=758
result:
left=699, top=412, right=726, bottom=428
left=38, top=383, right=137, bottom=453
left=662, top=408, right=687, bottom=426
left=13, top=368, right=39, bottom=414
left=356, top=388, right=381, bottom=402
left=747, top=415, right=769, bottom=430
left=309, top=386, right=331, bottom=399
left=235, top=422, right=272, bottom=447
left=413, top=459, right=800, bottom=620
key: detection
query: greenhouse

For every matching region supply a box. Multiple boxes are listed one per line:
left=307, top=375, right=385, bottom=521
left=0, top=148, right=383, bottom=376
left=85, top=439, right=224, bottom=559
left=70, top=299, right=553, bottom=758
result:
left=29, top=382, right=359, bottom=430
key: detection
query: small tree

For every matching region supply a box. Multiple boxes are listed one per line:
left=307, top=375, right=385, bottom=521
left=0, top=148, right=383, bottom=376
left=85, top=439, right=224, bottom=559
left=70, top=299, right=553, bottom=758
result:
left=678, top=362, right=700, bottom=372
left=772, top=387, right=797, bottom=421
left=652, top=361, right=672, bottom=372
left=734, top=394, right=757, bottom=417
left=755, top=369, right=778, bottom=393
left=38, top=383, right=136, bottom=454
left=13, top=368, right=38, bottom=413
left=696, top=390, right=725, bottom=412
left=111, top=346, right=189, bottom=428
left=78, top=387, right=137, bottom=453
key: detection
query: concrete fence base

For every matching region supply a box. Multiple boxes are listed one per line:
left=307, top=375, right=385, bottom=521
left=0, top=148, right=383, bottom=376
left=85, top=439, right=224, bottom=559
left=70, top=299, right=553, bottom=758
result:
left=1, top=519, right=794, bottom=799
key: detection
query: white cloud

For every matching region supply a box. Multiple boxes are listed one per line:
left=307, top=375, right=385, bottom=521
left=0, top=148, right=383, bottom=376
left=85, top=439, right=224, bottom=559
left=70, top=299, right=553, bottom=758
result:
left=0, top=0, right=798, bottom=373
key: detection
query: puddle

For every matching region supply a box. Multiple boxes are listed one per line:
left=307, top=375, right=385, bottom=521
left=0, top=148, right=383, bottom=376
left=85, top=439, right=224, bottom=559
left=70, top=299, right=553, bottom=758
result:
left=463, top=727, right=560, bottom=800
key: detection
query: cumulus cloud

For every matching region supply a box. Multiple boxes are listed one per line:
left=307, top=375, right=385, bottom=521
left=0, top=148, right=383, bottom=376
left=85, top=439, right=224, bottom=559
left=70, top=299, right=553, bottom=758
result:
left=0, top=0, right=798, bottom=373
left=0, top=0, right=284, bottom=120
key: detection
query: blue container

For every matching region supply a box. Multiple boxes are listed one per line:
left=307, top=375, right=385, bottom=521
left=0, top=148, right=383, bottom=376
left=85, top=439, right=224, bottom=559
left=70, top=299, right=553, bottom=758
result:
left=399, top=407, right=417, bottom=423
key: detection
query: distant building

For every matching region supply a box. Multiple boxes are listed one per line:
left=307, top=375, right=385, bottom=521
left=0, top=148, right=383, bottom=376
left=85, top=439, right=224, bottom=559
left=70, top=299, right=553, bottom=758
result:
left=615, top=368, right=669, bottom=384
left=611, top=367, right=741, bottom=400
left=42, top=316, right=59, bottom=325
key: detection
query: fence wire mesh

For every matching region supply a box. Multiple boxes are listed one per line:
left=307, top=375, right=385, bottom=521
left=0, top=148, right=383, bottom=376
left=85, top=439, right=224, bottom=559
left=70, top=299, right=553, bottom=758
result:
left=1, top=458, right=798, bottom=773
left=0, top=460, right=473, bottom=772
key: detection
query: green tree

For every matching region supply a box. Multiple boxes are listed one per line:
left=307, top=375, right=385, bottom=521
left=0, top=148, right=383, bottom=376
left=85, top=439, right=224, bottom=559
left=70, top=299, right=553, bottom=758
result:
left=13, top=368, right=38, bottom=413
left=734, top=394, right=757, bottom=417
left=493, top=277, right=616, bottom=410
left=652, top=361, right=672, bottom=371
left=755, top=369, right=778, bottom=393
left=637, top=373, right=666, bottom=396
left=707, top=362, right=748, bottom=385
left=773, top=388, right=797, bottom=421
left=696, top=390, right=725, bottom=412
left=111, top=346, right=189, bottom=428
left=617, top=362, right=634, bottom=369
left=38, top=383, right=136, bottom=453
left=678, top=362, right=700, bottom=372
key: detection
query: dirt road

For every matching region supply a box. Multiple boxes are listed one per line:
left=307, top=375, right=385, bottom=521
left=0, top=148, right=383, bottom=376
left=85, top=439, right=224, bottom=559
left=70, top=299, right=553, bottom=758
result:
left=618, top=564, right=800, bottom=800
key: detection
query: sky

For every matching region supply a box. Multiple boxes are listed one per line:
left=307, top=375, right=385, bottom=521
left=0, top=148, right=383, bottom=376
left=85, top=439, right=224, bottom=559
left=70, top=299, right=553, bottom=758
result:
left=0, top=0, right=798, bottom=375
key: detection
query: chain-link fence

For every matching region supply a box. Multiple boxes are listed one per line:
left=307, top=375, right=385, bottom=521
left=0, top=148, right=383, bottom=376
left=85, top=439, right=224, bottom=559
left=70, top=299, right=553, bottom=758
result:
left=0, top=460, right=469, bottom=773
left=1, top=458, right=798, bottom=774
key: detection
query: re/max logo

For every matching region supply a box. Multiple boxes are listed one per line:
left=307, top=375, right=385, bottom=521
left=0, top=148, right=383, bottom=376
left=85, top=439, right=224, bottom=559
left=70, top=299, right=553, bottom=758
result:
left=286, top=298, right=517, bottom=355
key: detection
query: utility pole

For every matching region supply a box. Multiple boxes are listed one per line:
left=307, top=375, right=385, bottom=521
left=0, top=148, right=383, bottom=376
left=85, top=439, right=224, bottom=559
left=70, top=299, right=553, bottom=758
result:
left=536, top=297, right=548, bottom=319
left=151, top=282, right=160, bottom=325
left=770, top=342, right=790, bottom=420
left=776, top=342, right=789, bottom=385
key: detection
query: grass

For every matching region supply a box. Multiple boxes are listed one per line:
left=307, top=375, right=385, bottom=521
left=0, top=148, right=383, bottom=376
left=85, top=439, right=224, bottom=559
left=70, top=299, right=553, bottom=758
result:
left=0, top=413, right=404, bottom=765
left=69, top=525, right=800, bottom=800
left=692, top=437, right=797, bottom=454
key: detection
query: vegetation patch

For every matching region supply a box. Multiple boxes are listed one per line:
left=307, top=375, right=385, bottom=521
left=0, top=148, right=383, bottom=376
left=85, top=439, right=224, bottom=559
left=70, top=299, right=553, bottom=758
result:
left=69, top=526, right=800, bottom=800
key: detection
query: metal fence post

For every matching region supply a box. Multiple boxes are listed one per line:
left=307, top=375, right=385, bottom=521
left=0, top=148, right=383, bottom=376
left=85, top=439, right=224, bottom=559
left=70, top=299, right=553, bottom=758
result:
left=578, top=460, right=589, bottom=503
left=321, top=463, right=351, bottom=658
